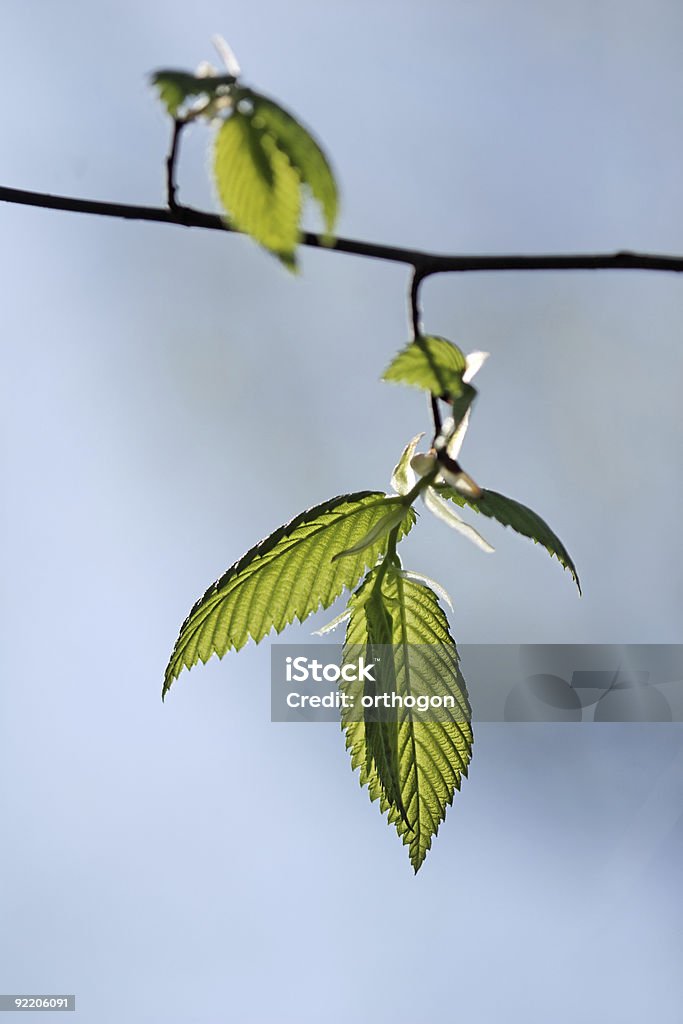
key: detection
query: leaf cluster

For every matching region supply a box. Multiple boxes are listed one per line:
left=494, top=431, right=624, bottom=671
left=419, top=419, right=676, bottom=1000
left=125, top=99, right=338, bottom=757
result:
left=157, top=43, right=580, bottom=870
left=164, top=328, right=579, bottom=868
left=153, top=66, right=338, bottom=268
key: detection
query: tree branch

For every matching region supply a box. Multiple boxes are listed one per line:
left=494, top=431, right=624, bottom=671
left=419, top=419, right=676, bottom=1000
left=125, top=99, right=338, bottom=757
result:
left=3, top=182, right=683, bottom=277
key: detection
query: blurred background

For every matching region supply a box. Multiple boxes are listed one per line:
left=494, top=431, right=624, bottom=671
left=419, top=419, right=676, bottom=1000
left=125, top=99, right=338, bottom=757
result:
left=1, top=1, right=682, bottom=1020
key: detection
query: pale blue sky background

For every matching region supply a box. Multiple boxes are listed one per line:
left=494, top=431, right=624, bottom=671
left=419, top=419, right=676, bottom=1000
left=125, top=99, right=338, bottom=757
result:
left=1, top=2, right=682, bottom=1021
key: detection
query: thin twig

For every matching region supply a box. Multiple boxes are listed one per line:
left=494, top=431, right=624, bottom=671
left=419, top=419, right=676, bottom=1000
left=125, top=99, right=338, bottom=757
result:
left=430, top=396, right=443, bottom=443
left=3, top=183, right=683, bottom=277
left=410, top=269, right=443, bottom=440
left=165, top=119, right=185, bottom=211
left=410, top=267, right=425, bottom=336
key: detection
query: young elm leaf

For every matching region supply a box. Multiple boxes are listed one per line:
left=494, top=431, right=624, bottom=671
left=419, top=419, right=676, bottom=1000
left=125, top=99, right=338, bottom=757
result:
left=164, top=492, right=416, bottom=697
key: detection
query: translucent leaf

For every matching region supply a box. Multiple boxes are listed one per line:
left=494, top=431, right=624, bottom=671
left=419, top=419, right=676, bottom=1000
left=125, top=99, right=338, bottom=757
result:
left=437, top=486, right=581, bottom=592
left=383, top=335, right=467, bottom=399
left=410, top=452, right=438, bottom=477
left=342, top=563, right=472, bottom=872
left=332, top=504, right=409, bottom=561
left=400, top=570, right=454, bottom=611
left=312, top=609, right=351, bottom=636
left=213, top=111, right=302, bottom=267
left=212, top=34, right=241, bottom=78
left=423, top=487, right=494, bottom=553
left=163, top=493, right=416, bottom=696
left=361, top=574, right=408, bottom=824
left=462, top=350, right=489, bottom=383
left=247, top=92, right=339, bottom=239
left=445, top=406, right=471, bottom=460
left=390, top=433, right=424, bottom=496
left=435, top=382, right=477, bottom=462
left=151, top=69, right=233, bottom=117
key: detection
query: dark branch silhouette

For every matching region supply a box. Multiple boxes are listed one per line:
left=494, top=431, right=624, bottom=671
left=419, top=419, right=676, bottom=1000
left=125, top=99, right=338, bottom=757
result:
left=165, top=119, right=185, bottom=212
left=3, top=183, right=683, bottom=277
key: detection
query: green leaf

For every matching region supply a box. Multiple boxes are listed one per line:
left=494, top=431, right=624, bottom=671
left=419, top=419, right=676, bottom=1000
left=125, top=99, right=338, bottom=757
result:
left=247, top=92, right=339, bottom=240
left=214, top=111, right=302, bottom=267
left=163, top=493, right=416, bottom=697
left=437, top=486, right=581, bottom=592
left=151, top=69, right=234, bottom=117
left=342, top=562, right=472, bottom=872
left=423, top=485, right=494, bottom=553
left=383, top=335, right=467, bottom=399
left=151, top=70, right=205, bottom=116
left=331, top=503, right=408, bottom=561
left=361, top=572, right=408, bottom=826
left=390, top=433, right=424, bottom=496
left=211, top=88, right=338, bottom=265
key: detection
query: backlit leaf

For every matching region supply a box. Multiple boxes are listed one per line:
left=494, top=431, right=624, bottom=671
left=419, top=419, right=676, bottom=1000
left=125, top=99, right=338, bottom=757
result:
left=342, top=562, right=472, bottom=872
left=214, top=110, right=302, bottom=267
left=438, top=486, right=581, bottom=592
left=332, top=503, right=408, bottom=561
left=383, top=335, right=467, bottom=399
left=248, top=92, right=338, bottom=239
left=390, top=433, right=424, bottom=496
left=423, top=486, right=494, bottom=553
left=164, top=493, right=416, bottom=696
left=151, top=69, right=234, bottom=117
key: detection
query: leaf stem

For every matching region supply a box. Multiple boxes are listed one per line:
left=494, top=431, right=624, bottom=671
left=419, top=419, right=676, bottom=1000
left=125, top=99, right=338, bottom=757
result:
left=385, top=525, right=399, bottom=562
left=409, top=267, right=425, bottom=337
left=165, top=118, right=186, bottom=212
left=409, top=268, right=445, bottom=441
left=430, top=396, right=443, bottom=443
left=401, top=466, right=439, bottom=507
left=374, top=523, right=402, bottom=593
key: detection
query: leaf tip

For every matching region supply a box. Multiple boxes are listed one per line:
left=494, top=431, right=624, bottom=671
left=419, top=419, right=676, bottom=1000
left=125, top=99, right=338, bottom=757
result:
left=161, top=667, right=176, bottom=701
